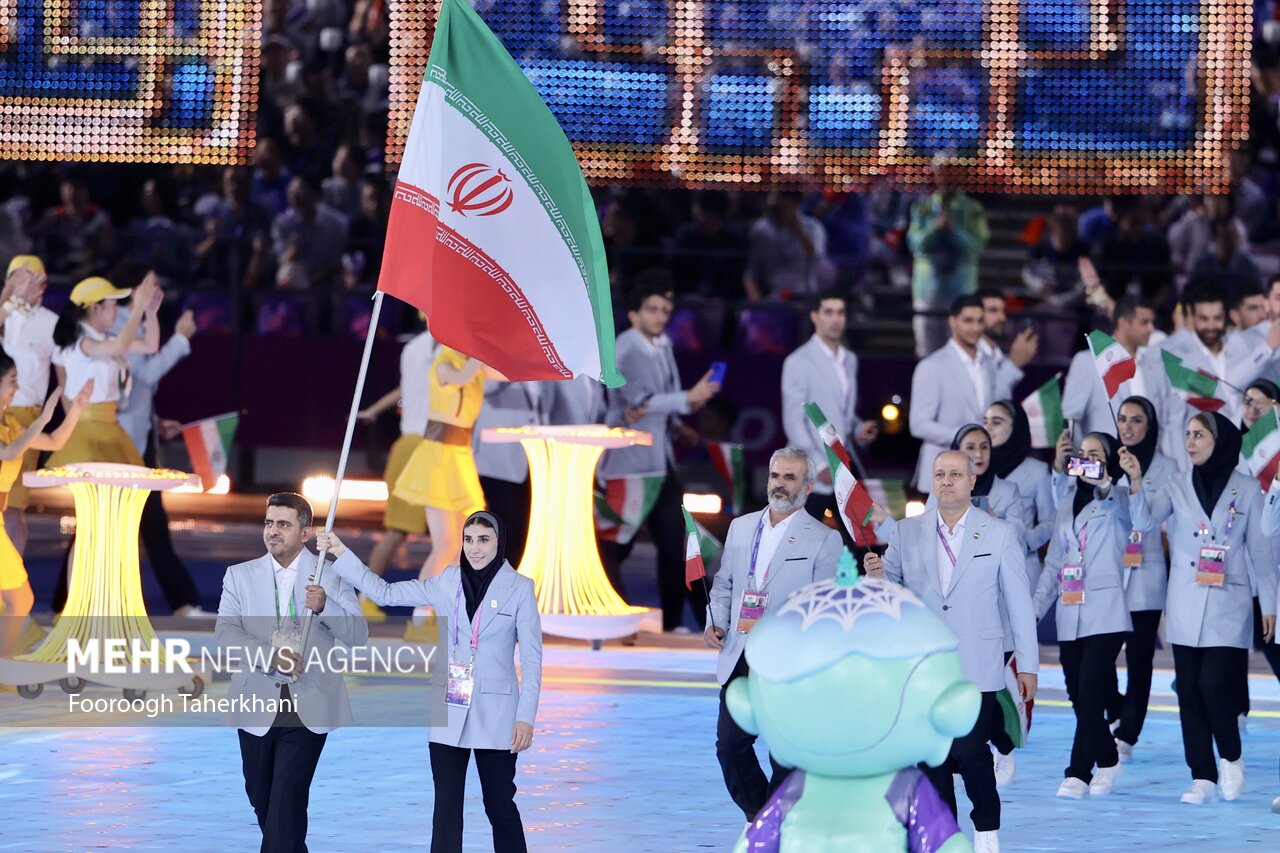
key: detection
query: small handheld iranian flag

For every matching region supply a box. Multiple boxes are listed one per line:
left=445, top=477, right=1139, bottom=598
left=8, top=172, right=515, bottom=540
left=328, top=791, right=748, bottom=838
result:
left=377, top=0, right=621, bottom=386
left=708, top=442, right=746, bottom=513
left=682, top=507, right=711, bottom=591
left=803, top=402, right=854, bottom=469
left=1086, top=331, right=1136, bottom=400
left=824, top=446, right=877, bottom=547
left=1021, top=375, right=1063, bottom=449
left=1160, top=350, right=1226, bottom=412
left=594, top=475, right=664, bottom=545
left=996, top=655, right=1034, bottom=748
left=1242, top=407, right=1280, bottom=490
left=181, top=412, right=238, bottom=490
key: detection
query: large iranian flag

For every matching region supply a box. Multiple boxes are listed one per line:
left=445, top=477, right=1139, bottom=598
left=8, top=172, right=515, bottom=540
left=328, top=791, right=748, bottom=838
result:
left=377, top=0, right=621, bottom=386
left=1243, top=408, right=1280, bottom=491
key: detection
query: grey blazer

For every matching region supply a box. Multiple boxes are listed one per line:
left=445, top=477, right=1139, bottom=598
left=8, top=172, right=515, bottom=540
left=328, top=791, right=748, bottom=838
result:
left=780, top=335, right=864, bottom=495
left=1131, top=469, right=1277, bottom=649
left=598, top=329, right=689, bottom=478
left=878, top=476, right=1029, bottom=550
left=544, top=374, right=605, bottom=425
left=472, top=381, right=543, bottom=483
left=1125, top=453, right=1176, bottom=612
left=329, top=552, right=543, bottom=749
left=707, top=509, right=842, bottom=685
left=883, top=510, right=1039, bottom=692
left=909, top=343, right=986, bottom=493
left=1258, top=479, right=1280, bottom=620
left=1033, top=482, right=1133, bottom=640
left=214, top=551, right=369, bottom=735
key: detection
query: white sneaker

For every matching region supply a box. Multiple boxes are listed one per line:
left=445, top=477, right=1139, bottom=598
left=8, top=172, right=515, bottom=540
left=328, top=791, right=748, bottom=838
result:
left=1180, top=779, right=1218, bottom=805
left=1115, top=738, right=1133, bottom=763
left=993, top=748, right=1016, bottom=788
left=1089, top=764, right=1122, bottom=796
left=1218, top=758, right=1245, bottom=801
left=1271, top=795, right=1280, bottom=814
left=181, top=605, right=217, bottom=620
left=973, top=829, right=1000, bottom=853
left=1056, top=777, right=1090, bottom=799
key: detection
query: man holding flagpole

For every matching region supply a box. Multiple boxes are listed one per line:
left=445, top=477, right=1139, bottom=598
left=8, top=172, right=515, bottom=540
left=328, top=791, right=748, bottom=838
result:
left=704, top=447, right=841, bottom=821
left=1061, top=296, right=1158, bottom=439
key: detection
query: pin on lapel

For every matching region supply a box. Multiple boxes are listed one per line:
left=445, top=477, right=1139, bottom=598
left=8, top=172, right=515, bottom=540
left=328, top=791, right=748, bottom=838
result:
left=972, top=532, right=980, bottom=540
left=490, top=600, right=498, bottom=608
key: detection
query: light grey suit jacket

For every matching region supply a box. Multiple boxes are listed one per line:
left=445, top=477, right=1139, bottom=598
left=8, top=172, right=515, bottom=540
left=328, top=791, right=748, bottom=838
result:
left=1131, top=469, right=1276, bottom=648
left=214, top=550, right=369, bottom=735
left=883, top=510, right=1039, bottom=691
left=708, top=508, right=842, bottom=684
left=545, top=374, right=605, bottom=425
left=118, top=329, right=191, bottom=454
left=780, top=335, right=864, bottom=495
left=599, top=329, right=689, bottom=478
left=472, top=381, right=542, bottom=483
left=1125, top=453, right=1175, bottom=612
left=982, top=340, right=1023, bottom=402
left=329, top=552, right=543, bottom=749
left=909, top=342, right=986, bottom=493
left=1033, top=482, right=1133, bottom=641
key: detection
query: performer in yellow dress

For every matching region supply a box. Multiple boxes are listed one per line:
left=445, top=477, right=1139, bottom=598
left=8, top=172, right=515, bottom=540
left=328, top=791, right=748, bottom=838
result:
left=48, top=273, right=161, bottom=467
left=0, top=349, right=92, bottom=659
left=0, top=256, right=58, bottom=555
left=392, top=345, right=496, bottom=633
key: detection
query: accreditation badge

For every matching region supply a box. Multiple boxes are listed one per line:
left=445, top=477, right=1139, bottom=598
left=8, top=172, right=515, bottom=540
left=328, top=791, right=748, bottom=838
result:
left=736, top=591, right=770, bottom=634
left=268, top=627, right=303, bottom=684
left=1061, top=564, right=1084, bottom=606
left=446, top=661, right=475, bottom=708
left=1195, top=544, right=1228, bottom=587
left=1122, top=531, right=1144, bottom=568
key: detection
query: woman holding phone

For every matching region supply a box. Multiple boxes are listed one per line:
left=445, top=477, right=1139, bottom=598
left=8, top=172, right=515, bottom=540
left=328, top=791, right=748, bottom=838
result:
left=1107, top=396, right=1175, bottom=761
left=315, top=512, right=541, bottom=853
left=1120, top=411, right=1277, bottom=804
left=1035, top=431, right=1131, bottom=798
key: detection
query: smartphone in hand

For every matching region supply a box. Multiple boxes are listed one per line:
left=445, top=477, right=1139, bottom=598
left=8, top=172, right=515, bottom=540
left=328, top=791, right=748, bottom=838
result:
left=708, top=361, right=728, bottom=385
left=1066, top=456, right=1104, bottom=479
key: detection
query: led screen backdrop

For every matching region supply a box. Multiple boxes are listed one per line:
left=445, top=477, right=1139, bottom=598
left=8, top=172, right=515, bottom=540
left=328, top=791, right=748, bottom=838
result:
left=388, top=0, right=1251, bottom=193
left=0, top=0, right=259, bottom=164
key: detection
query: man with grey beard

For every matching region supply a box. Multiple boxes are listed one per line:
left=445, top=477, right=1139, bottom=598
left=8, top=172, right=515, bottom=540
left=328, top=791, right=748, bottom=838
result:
left=704, top=447, right=842, bottom=820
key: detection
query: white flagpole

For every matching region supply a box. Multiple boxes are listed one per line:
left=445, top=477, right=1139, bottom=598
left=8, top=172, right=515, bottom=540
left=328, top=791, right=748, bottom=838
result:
left=298, top=290, right=385, bottom=652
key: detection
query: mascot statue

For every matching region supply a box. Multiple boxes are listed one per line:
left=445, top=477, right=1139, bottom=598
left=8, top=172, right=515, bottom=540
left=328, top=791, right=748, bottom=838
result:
left=727, top=551, right=981, bottom=852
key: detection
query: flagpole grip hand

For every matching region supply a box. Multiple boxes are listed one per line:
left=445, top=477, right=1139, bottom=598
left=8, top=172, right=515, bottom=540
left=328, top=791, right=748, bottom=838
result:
left=703, top=625, right=725, bottom=649
left=314, top=530, right=347, bottom=559
left=1117, top=446, right=1143, bottom=485
left=862, top=552, right=884, bottom=579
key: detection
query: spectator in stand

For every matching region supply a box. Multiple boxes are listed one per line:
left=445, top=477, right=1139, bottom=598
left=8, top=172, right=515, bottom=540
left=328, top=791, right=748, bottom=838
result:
left=1077, top=196, right=1118, bottom=248
left=1023, top=205, right=1088, bottom=307
left=671, top=190, right=747, bottom=299
left=336, top=42, right=388, bottom=117
left=195, top=168, right=272, bottom=290
left=125, top=179, right=196, bottom=285
left=251, top=137, right=293, bottom=218
left=272, top=175, right=349, bottom=290
left=344, top=178, right=387, bottom=286
left=1092, top=196, right=1172, bottom=306
left=322, top=144, right=365, bottom=221
left=262, top=0, right=312, bottom=58
left=35, top=177, right=115, bottom=282
left=743, top=190, right=828, bottom=301
left=906, top=159, right=989, bottom=357
left=1169, top=195, right=1249, bottom=280
left=1191, top=217, right=1264, bottom=292
left=810, top=191, right=871, bottom=289
left=601, top=192, right=662, bottom=291
left=282, top=102, right=333, bottom=183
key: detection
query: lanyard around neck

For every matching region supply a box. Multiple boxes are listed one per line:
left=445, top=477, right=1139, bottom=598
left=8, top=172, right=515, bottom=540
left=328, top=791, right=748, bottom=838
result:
left=273, top=567, right=298, bottom=624
left=452, top=580, right=483, bottom=660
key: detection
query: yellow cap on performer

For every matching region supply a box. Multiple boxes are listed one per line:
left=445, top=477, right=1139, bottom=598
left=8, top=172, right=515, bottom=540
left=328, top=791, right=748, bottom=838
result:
left=70, top=277, right=132, bottom=307
left=6, top=255, right=44, bottom=277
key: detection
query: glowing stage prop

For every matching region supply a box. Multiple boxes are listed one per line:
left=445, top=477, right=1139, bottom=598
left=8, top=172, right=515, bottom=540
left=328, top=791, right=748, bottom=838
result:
left=481, top=426, right=658, bottom=646
left=0, top=463, right=209, bottom=699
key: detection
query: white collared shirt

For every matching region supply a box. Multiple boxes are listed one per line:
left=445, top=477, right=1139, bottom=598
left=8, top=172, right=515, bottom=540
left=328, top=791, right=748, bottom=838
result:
left=1193, top=335, right=1227, bottom=384
left=270, top=551, right=306, bottom=624
left=935, top=507, right=971, bottom=594
left=1, top=305, right=57, bottom=407
left=949, top=339, right=986, bottom=411
left=818, top=338, right=850, bottom=407
left=753, top=508, right=801, bottom=587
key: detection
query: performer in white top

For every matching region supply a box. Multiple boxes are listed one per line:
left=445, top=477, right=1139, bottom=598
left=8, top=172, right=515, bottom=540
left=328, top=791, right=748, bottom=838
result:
left=0, top=256, right=57, bottom=553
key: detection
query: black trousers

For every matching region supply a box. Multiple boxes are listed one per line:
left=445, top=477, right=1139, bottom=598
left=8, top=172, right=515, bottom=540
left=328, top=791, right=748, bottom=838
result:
left=1112, top=609, right=1163, bottom=746
left=428, top=742, right=526, bottom=853
left=237, top=697, right=328, bottom=853
left=921, top=690, right=1001, bottom=832
left=1171, top=644, right=1247, bottom=782
left=479, top=476, right=531, bottom=569
left=716, top=652, right=789, bottom=820
left=1059, top=632, right=1126, bottom=782
left=598, top=469, right=706, bottom=632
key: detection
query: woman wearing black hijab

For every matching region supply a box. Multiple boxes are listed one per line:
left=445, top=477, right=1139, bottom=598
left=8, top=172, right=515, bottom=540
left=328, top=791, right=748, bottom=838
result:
left=1108, top=396, right=1176, bottom=760
left=1034, top=431, right=1132, bottom=799
left=317, top=511, right=543, bottom=853
left=1121, top=412, right=1277, bottom=806
left=1241, top=379, right=1280, bottom=431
